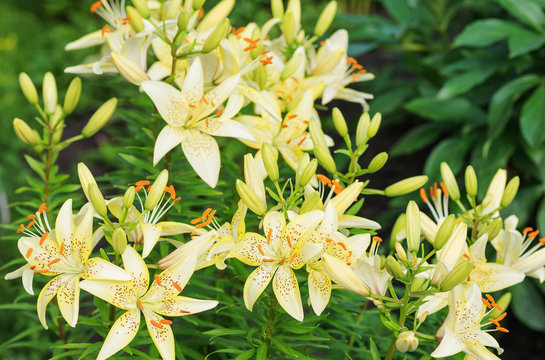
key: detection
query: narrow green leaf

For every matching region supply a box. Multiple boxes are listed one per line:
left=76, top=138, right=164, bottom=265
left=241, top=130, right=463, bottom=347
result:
left=256, top=342, right=268, bottom=360
left=368, top=338, right=381, bottom=360
left=390, top=123, right=443, bottom=156
left=452, top=19, right=515, bottom=47
left=520, top=84, right=545, bottom=147
left=24, top=155, right=45, bottom=180
left=437, top=67, right=496, bottom=99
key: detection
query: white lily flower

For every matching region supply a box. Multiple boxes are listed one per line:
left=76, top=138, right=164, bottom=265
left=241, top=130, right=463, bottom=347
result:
left=142, top=57, right=255, bottom=187
left=80, top=246, right=217, bottom=360
left=481, top=169, right=507, bottom=216
left=431, top=223, right=467, bottom=286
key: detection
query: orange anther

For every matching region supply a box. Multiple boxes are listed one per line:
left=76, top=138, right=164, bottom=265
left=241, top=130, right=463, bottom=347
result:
left=40, top=232, right=49, bottom=245
left=419, top=188, right=428, bottom=203
left=259, top=56, right=273, bottom=66
left=160, top=319, right=173, bottom=325
left=540, top=237, right=545, bottom=245
left=463, top=253, right=471, bottom=259
left=215, top=108, right=223, bottom=117
left=325, top=238, right=334, bottom=243
left=59, top=242, right=64, bottom=254
left=150, top=320, right=163, bottom=329
left=358, top=69, right=367, bottom=74
left=136, top=180, right=150, bottom=186
left=27, top=214, right=36, bottom=220
left=201, top=96, right=209, bottom=104
left=372, top=236, right=382, bottom=243
left=337, top=242, right=347, bottom=250
left=231, top=26, right=245, bottom=35
left=297, top=136, right=307, bottom=147
left=258, top=244, right=265, bottom=256
left=288, top=114, right=297, bottom=119
left=17, top=224, right=25, bottom=234
left=279, top=257, right=286, bottom=265
left=348, top=250, right=353, bottom=257
left=137, top=299, right=144, bottom=311
left=90, top=1, right=102, bottom=13
left=198, top=7, right=204, bottom=18
left=260, top=50, right=271, bottom=56
left=291, top=76, right=300, bottom=84
left=489, top=318, right=500, bottom=327
left=496, top=326, right=509, bottom=333
left=48, top=258, right=61, bottom=266
left=523, top=227, right=533, bottom=235
left=286, top=236, right=292, bottom=248
left=285, top=139, right=292, bottom=145
left=191, top=217, right=203, bottom=225
left=211, top=100, right=215, bottom=107
left=27, top=221, right=36, bottom=229
left=154, top=274, right=161, bottom=286
left=122, top=17, right=131, bottom=25
left=281, top=124, right=288, bottom=128
left=147, top=185, right=152, bottom=192
left=320, top=40, right=326, bottom=46
left=30, top=265, right=36, bottom=270
left=316, top=174, right=331, bottom=186
left=262, top=258, right=275, bottom=262
left=244, top=44, right=257, bottom=52
left=172, top=281, right=183, bottom=292
left=481, top=298, right=492, bottom=309
left=331, top=180, right=343, bottom=194
left=205, top=118, right=209, bottom=128
left=440, top=182, right=448, bottom=196
left=352, top=73, right=357, bottom=82
left=101, top=24, right=114, bottom=37
left=496, top=312, right=507, bottom=321
left=267, top=229, right=272, bottom=245
left=346, top=262, right=352, bottom=266
left=38, top=203, right=47, bottom=213
left=26, top=248, right=33, bottom=258
left=188, top=104, right=197, bottom=108
left=172, top=197, right=181, bottom=204
left=529, top=230, right=540, bottom=239
left=485, top=294, right=495, bottom=304
left=289, top=252, right=297, bottom=264
left=34, top=269, right=49, bottom=273
left=492, top=303, right=503, bottom=311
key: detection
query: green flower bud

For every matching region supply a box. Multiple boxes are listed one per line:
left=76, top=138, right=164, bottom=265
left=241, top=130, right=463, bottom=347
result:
left=394, top=242, right=407, bottom=261
left=299, top=159, right=318, bottom=188
left=356, top=112, right=370, bottom=147
left=367, top=112, right=381, bottom=139
left=89, top=183, right=108, bottom=218
left=440, top=162, right=460, bottom=201
left=480, top=218, right=502, bottom=241
left=396, top=331, right=418, bottom=353
left=271, top=0, right=284, bottom=18
left=197, top=0, right=235, bottom=32
left=286, top=0, right=301, bottom=26
left=281, top=53, right=304, bottom=81
left=236, top=180, right=267, bottom=215
left=433, top=214, right=456, bottom=250
left=123, top=186, right=136, bottom=209
left=202, top=19, right=230, bottom=53
left=43, top=72, right=57, bottom=114
left=367, top=152, right=388, bottom=173
left=384, top=176, right=428, bottom=197
left=465, top=165, right=477, bottom=198
left=126, top=6, right=145, bottom=32
left=406, top=201, right=421, bottom=253
left=314, top=1, right=337, bottom=37
left=13, top=118, right=40, bottom=146
left=77, top=162, right=97, bottom=202
left=165, top=0, right=182, bottom=19
left=300, top=190, right=322, bottom=213
left=489, top=292, right=511, bottom=319
left=410, top=277, right=427, bottom=292
left=282, top=11, right=296, bottom=45
left=63, top=77, right=82, bottom=115
left=501, top=176, right=519, bottom=208
left=390, top=213, right=406, bottom=248
left=145, top=170, right=169, bottom=211
left=332, top=107, right=347, bottom=138
left=254, top=65, right=268, bottom=90
left=112, top=228, right=127, bottom=255
left=52, top=119, right=64, bottom=143
left=177, top=11, right=188, bottom=31
left=386, top=255, right=404, bottom=279
left=314, top=146, right=336, bottom=174
left=50, top=105, right=64, bottom=129
left=82, top=98, right=117, bottom=137
left=19, top=72, right=38, bottom=104
left=262, top=143, right=279, bottom=182
left=132, top=0, right=150, bottom=18
left=440, top=260, right=473, bottom=292
left=192, top=0, right=206, bottom=10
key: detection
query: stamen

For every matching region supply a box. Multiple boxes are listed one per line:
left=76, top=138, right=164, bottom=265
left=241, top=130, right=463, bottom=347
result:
left=90, top=1, right=102, bottom=13
left=325, top=238, right=334, bottom=243
left=40, top=232, right=49, bottom=245
left=529, top=230, right=540, bottom=239
left=257, top=244, right=265, bottom=256
left=198, top=7, right=204, bottom=18
left=373, top=236, right=382, bottom=244
left=482, top=298, right=492, bottom=309
left=523, top=227, right=533, bottom=235
left=48, top=258, right=61, bottom=266
left=16, top=224, right=25, bottom=234
left=59, top=242, right=64, bottom=255
left=188, top=104, right=197, bottom=108
left=496, top=313, right=507, bottom=321
left=27, top=221, right=36, bottom=229
left=150, top=320, right=163, bottom=329
left=137, top=299, right=144, bottom=311
left=279, top=257, right=286, bottom=265
left=232, top=26, right=245, bottom=35
left=215, top=108, right=223, bottom=117
left=286, top=236, right=292, bottom=248
left=259, top=56, right=273, bottom=66
left=439, top=182, right=448, bottom=196
left=492, top=303, right=502, bottom=311
left=291, top=76, right=300, bottom=84
left=26, top=248, right=33, bottom=258
left=154, top=274, right=161, bottom=286
left=496, top=326, right=509, bottom=333
left=201, top=96, right=209, bottom=105
left=289, top=252, right=297, bottom=264
left=267, top=229, right=272, bottom=245
left=288, top=114, right=297, bottom=119
left=317, top=174, right=331, bottom=186
left=419, top=188, right=428, bottom=203
left=172, top=281, right=182, bottom=292
left=34, top=269, right=49, bottom=273
left=27, top=214, right=36, bottom=220
left=337, top=242, right=347, bottom=250
left=331, top=180, right=343, bottom=194
left=263, top=258, right=275, bottom=262
left=463, top=253, right=470, bottom=259
left=38, top=203, right=47, bottom=213
left=489, top=318, right=500, bottom=327
left=281, top=124, right=288, bottom=128
left=160, top=319, right=173, bottom=325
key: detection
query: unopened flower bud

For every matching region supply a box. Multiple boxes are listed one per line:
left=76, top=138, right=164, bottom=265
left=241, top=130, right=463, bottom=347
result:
left=82, top=98, right=117, bottom=137
left=271, top=0, right=284, bottom=18
left=254, top=66, right=268, bottom=90
left=501, top=176, right=519, bottom=208
left=262, top=143, right=279, bottom=182
left=286, top=0, right=301, bottom=25
left=314, top=146, right=336, bottom=174
left=386, top=255, right=404, bottom=279
left=202, top=19, right=230, bottom=53
left=489, top=292, right=511, bottom=319
left=367, top=152, right=388, bottom=173
left=192, top=0, right=206, bottom=10
left=434, top=214, right=455, bottom=250
left=43, top=72, right=57, bottom=114
left=367, top=112, right=381, bottom=139
left=50, top=105, right=64, bottom=128
left=77, top=162, right=97, bottom=202
left=395, top=242, right=407, bottom=261
left=481, top=218, right=502, bottom=240
left=123, top=186, right=136, bottom=209
left=465, top=165, right=478, bottom=198
left=126, top=6, right=145, bottom=32
left=281, top=53, right=303, bottom=81
left=396, top=331, right=418, bottom=353
left=332, top=107, right=347, bottom=138
left=63, top=77, right=82, bottom=115
left=410, top=277, right=427, bottom=292
left=356, top=112, right=370, bottom=147
left=132, top=0, right=150, bottom=18
left=112, top=52, right=149, bottom=85
left=440, top=260, right=473, bottom=292
left=390, top=213, right=406, bottom=247
left=13, top=118, right=40, bottom=146
left=19, top=72, right=38, bottom=104
left=112, top=228, right=127, bottom=254
left=300, top=190, right=321, bottom=213
left=282, top=11, right=296, bottom=45
left=165, top=0, right=181, bottom=19
left=197, top=0, right=235, bottom=32
left=89, top=183, right=108, bottom=218
left=440, top=162, right=460, bottom=201
left=314, top=1, right=337, bottom=37
left=236, top=180, right=267, bottom=215
left=145, top=170, right=169, bottom=211
left=177, top=11, right=189, bottom=31
left=406, top=201, right=421, bottom=253
left=384, top=176, right=428, bottom=197
left=299, top=159, right=318, bottom=188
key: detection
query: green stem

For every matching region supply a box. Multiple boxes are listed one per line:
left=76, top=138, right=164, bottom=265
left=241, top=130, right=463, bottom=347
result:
left=264, top=295, right=278, bottom=359
left=385, top=278, right=412, bottom=360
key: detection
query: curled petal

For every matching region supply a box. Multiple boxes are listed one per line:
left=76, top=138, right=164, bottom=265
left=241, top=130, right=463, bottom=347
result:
left=37, top=275, right=71, bottom=329
left=97, top=309, right=141, bottom=360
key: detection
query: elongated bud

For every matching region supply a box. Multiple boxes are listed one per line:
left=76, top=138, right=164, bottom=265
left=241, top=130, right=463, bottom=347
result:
left=197, top=0, right=235, bottom=32
left=395, top=242, right=407, bottom=261
left=13, top=118, right=40, bottom=146
left=165, top=0, right=182, bottom=19
left=112, top=52, right=149, bottom=85
left=202, top=19, right=230, bottom=53
left=112, top=228, right=127, bottom=254
left=236, top=180, right=267, bottom=215
left=132, top=0, right=150, bottom=18
left=501, top=176, right=519, bottom=208
left=314, top=1, right=337, bottom=37
left=300, top=190, right=322, bottom=213
left=356, top=112, right=370, bottom=147
left=19, top=72, right=38, bottom=104
left=489, top=292, right=511, bottom=319
left=177, top=11, right=189, bottom=31
left=282, top=11, right=296, bottom=45
left=254, top=66, right=268, bottom=90
left=43, top=72, right=57, bottom=114
left=123, top=186, right=136, bottom=208
left=406, top=201, right=421, bottom=252
left=77, top=162, right=97, bottom=202
left=440, top=260, right=473, bottom=292
left=332, top=107, right=347, bottom=138
left=145, top=170, right=169, bottom=211
left=314, top=146, right=336, bottom=174
left=281, top=53, right=303, bottom=81
left=299, top=159, right=318, bottom=188
left=410, top=277, right=427, bottom=292
left=271, top=0, right=284, bottom=18
left=465, top=165, right=477, bottom=198
left=385, top=176, right=428, bottom=197
left=82, top=98, right=117, bottom=137
left=434, top=214, right=455, bottom=250
left=126, top=6, right=145, bottom=32
left=192, top=0, right=206, bottom=10
left=49, top=105, right=64, bottom=129
left=480, top=218, right=502, bottom=240
left=89, top=183, right=108, bottom=217
left=367, top=112, right=381, bottom=139
left=396, top=331, right=418, bottom=353
left=390, top=213, right=406, bottom=247
left=63, top=77, right=82, bottom=115
left=440, top=162, right=460, bottom=201
left=385, top=255, right=404, bottom=279
left=262, top=143, right=279, bottom=182
left=52, top=118, right=64, bottom=143
left=367, top=152, right=388, bottom=173
left=286, top=0, right=301, bottom=25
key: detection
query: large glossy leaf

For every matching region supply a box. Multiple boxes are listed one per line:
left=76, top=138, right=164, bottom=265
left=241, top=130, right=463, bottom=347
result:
left=424, top=137, right=474, bottom=181
left=511, top=281, right=545, bottom=332
left=404, top=97, right=485, bottom=122
left=507, top=26, right=545, bottom=57
left=437, top=67, right=497, bottom=99
left=497, top=0, right=545, bottom=31
left=452, top=19, right=516, bottom=47
left=389, top=123, right=444, bottom=156
left=520, top=84, right=545, bottom=148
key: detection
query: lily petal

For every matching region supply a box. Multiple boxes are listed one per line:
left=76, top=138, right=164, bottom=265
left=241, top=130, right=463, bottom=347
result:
left=470, top=263, right=524, bottom=292
left=463, top=340, right=502, bottom=360
left=338, top=215, right=381, bottom=230
left=153, top=125, right=184, bottom=166
left=230, top=232, right=273, bottom=266
left=79, top=279, right=137, bottom=310
left=308, top=270, right=331, bottom=315
left=57, top=275, right=81, bottom=327
left=198, top=118, right=256, bottom=142
left=273, top=265, right=304, bottom=321
left=281, top=210, right=324, bottom=253
left=122, top=246, right=150, bottom=297
left=83, top=257, right=132, bottom=281
left=180, top=129, right=220, bottom=188
left=73, top=205, right=94, bottom=263
left=152, top=296, right=218, bottom=316
left=143, top=309, right=175, bottom=360
left=141, top=222, right=162, bottom=258
left=289, top=242, right=323, bottom=270
left=144, top=253, right=197, bottom=303
left=141, top=81, right=186, bottom=127
left=55, top=199, right=75, bottom=258
left=97, top=309, right=141, bottom=360
left=431, top=326, right=466, bottom=358
left=37, top=275, right=71, bottom=329
left=322, top=254, right=369, bottom=296
left=244, top=264, right=277, bottom=311
left=181, top=57, right=204, bottom=108
left=264, top=211, right=285, bottom=252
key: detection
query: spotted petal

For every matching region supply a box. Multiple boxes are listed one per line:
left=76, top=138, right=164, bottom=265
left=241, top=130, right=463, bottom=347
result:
left=57, top=275, right=81, bottom=327
left=263, top=211, right=285, bottom=252
left=55, top=199, right=75, bottom=258
left=151, top=296, right=218, bottom=317
left=37, top=274, right=72, bottom=329
left=97, top=309, right=141, bottom=360
left=73, top=205, right=94, bottom=263
left=141, top=81, right=186, bottom=127
left=181, top=57, right=204, bottom=109
left=83, top=257, right=132, bottom=281
left=144, top=253, right=197, bottom=303
left=431, top=326, right=466, bottom=358
left=197, top=118, right=256, bottom=142
left=143, top=309, right=175, bottom=360
left=141, top=222, right=162, bottom=258
left=180, top=129, right=220, bottom=188
left=273, top=265, right=304, bottom=321
left=308, top=270, right=331, bottom=315
left=79, top=279, right=137, bottom=310
left=470, top=263, right=524, bottom=292
left=322, top=254, right=369, bottom=296
left=289, top=242, right=323, bottom=270
left=153, top=125, right=184, bottom=166
left=281, top=210, right=324, bottom=253
left=244, top=264, right=277, bottom=311
left=122, top=246, right=150, bottom=297
left=230, top=232, right=273, bottom=266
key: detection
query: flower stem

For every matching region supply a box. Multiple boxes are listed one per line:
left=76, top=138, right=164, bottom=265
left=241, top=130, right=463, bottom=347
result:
left=264, top=294, right=278, bottom=359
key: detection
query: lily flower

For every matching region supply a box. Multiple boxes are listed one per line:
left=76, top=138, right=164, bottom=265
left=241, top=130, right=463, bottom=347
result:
left=142, top=57, right=255, bottom=187
left=431, top=284, right=504, bottom=360
left=13, top=200, right=131, bottom=329
left=230, top=210, right=324, bottom=321
left=79, top=246, right=218, bottom=360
